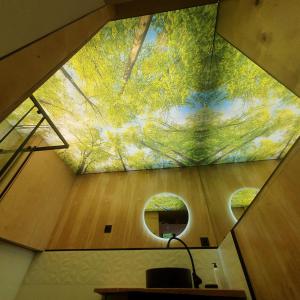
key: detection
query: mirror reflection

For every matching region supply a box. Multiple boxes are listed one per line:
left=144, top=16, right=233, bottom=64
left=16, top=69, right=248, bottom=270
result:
left=144, top=193, right=189, bottom=239
left=230, top=188, right=259, bottom=222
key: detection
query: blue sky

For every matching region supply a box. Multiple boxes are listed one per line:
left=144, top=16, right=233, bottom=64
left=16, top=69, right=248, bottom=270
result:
left=145, top=27, right=158, bottom=44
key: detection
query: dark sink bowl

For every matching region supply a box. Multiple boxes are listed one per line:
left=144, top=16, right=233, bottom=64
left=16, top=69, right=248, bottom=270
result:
left=146, top=267, right=192, bottom=288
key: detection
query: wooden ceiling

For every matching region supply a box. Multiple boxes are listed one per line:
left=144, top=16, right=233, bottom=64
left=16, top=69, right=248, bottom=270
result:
left=110, top=0, right=217, bottom=19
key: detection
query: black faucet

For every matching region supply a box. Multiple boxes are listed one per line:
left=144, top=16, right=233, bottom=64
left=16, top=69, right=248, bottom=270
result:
left=167, top=234, right=202, bottom=288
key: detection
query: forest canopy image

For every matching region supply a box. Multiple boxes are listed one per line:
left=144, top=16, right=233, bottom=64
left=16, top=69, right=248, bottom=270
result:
left=145, top=193, right=187, bottom=212
left=6, top=4, right=300, bottom=174
left=230, top=188, right=259, bottom=208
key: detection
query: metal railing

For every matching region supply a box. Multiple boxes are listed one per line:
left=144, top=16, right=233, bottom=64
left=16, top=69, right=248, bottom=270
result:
left=0, top=95, right=69, bottom=198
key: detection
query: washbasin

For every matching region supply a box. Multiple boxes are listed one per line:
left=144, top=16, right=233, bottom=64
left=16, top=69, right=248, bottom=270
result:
left=146, top=267, right=192, bottom=288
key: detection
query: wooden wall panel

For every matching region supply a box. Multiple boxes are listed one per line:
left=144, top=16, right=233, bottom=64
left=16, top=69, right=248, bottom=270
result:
left=217, top=0, right=300, bottom=97
left=48, top=167, right=216, bottom=249
left=199, top=160, right=279, bottom=244
left=233, top=140, right=300, bottom=299
left=0, top=150, right=278, bottom=250
left=0, top=135, right=42, bottom=198
left=145, top=212, right=159, bottom=237
left=0, top=149, right=75, bottom=250
left=48, top=160, right=277, bottom=249
left=0, top=5, right=114, bottom=123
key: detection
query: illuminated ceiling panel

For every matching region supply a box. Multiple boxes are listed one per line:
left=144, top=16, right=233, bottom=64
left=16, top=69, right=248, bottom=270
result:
left=8, top=4, right=300, bottom=173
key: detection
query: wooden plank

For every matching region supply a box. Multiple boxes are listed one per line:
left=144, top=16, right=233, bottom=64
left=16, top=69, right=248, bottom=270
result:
left=199, top=160, right=279, bottom=243
left=234, top=139, right=300, bottom=299
left=0, top=5, right=114, bottom=123
left=0, top=147, right=75, bottom=249
left=94, top=288, right=246, bottom=298
left=217, top=0, right=300, bottom=97
left=113, top=0, right=217, bottom=20
left=48, top=160, right=277, bottom=249
left=144, top=211, right=159, bottom=237
left=48, top=167, right=216, bottom=249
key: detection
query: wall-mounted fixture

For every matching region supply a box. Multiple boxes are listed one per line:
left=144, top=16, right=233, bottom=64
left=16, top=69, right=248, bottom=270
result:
left=146, top=234, right=202, bottom=288
left=200, top=237, right=210, bottom=247
left=104, top=225, right=112, bottom=233
left=167, top=234, right=202, bottom=288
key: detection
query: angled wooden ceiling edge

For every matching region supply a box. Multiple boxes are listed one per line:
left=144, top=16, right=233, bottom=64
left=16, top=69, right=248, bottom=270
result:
left=0, top=0, right=217, bottom=122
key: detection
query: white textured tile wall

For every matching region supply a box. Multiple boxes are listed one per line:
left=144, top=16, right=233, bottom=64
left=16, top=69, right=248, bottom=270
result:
left=16, top=249, right=224, bottom=300
left=218, top=233, right=251, bottom=299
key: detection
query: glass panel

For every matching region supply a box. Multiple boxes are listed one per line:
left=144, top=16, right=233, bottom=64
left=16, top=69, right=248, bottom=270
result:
left=0, top=105, right=40, bottom=171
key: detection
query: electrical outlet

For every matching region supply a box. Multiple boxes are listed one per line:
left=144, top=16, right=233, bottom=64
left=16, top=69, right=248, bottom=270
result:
left=200, top=237, right=210, bottom=247
left=104, top=225, right=112, bottom=233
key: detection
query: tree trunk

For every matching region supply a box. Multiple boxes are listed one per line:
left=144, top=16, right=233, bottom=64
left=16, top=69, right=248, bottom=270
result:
left=121, top=15, right=152, bottom=93
left=77, top=150, right=91, bottom=174
left=116, top=147, right=127, bottom=171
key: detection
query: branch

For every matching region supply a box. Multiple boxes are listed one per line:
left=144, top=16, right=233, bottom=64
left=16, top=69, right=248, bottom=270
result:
left=60, top=66, right=102, bottom=117
left=140, top=139, right=185, bottom=167
left=38, top=98, right=74, bottom=115
left=209, top=126, right=272, bottom=164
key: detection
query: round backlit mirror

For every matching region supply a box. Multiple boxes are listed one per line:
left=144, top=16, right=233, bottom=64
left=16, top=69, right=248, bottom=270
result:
left=144, top=193, right=189, bottom=239
left=230, top=188, right=259, bottom=222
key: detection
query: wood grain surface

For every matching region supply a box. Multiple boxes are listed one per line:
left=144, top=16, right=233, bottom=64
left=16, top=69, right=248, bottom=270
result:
left=234, top=139, right=300, bottom=299
left=200, top=160, right=279, bottom=243
left=48, top=167, right=216, bottom=249
left=217, top=0, right=300, bottom=97
left=0, top=147, right=75, bottom=249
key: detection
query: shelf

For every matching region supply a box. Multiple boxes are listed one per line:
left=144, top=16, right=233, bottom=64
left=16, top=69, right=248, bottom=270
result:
left=94, top=288, right=247, bottom=299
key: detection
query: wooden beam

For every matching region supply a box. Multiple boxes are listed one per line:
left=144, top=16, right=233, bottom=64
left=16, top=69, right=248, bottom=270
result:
left=112, top=0, right=218, bottom=20
left=217, top=0, right=300, bottom=97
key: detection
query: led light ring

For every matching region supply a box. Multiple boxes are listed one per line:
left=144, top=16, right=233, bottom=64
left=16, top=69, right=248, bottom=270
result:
left=228, top=187, right=259, bottom=223
left=142, top=192, right=192, bottom=241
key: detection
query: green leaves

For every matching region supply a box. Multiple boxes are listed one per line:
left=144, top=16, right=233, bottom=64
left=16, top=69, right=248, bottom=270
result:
left=5, top=4, right=300, bottom=174
left=145, top=193, right=187, bottom=211
left=231, top=188, right=259, bottom=208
